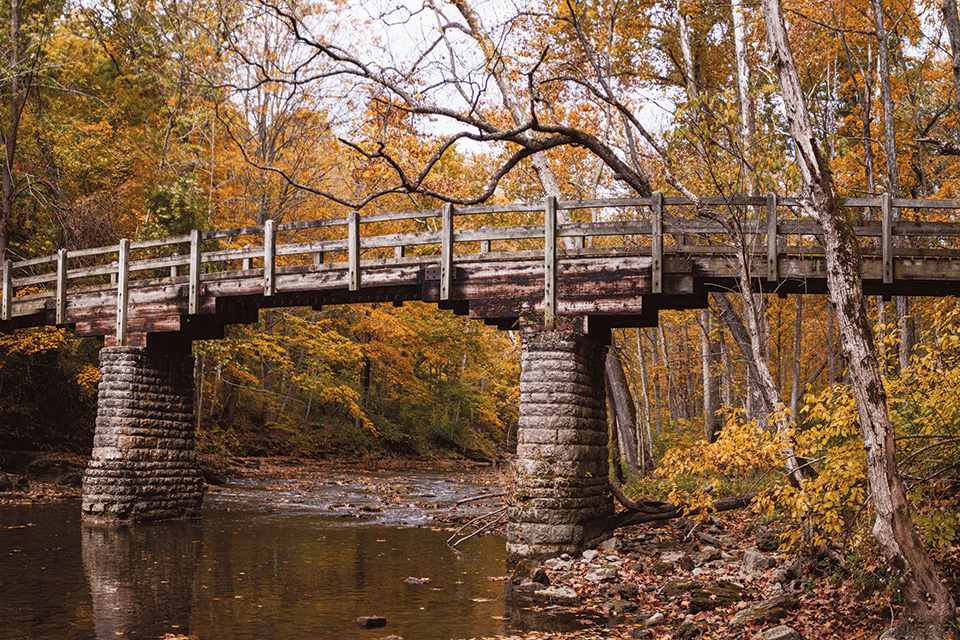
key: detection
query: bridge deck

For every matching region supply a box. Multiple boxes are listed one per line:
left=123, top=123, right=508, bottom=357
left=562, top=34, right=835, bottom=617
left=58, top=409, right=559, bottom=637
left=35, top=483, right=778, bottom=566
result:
left=2, top=193, right=960, bottom=345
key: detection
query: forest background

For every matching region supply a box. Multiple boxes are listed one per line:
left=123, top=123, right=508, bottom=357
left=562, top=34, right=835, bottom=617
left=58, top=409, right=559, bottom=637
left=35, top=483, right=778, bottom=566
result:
left=0, top=0, right=959, bottom=634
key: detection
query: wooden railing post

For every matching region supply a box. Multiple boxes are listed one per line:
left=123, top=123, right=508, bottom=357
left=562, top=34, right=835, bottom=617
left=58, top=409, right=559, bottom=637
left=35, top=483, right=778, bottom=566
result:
left=348, top=211, right=360, bottom=291
left=480, top=225, right=491, bottom=255
left=243, top=245, right=252, bottom=271
left=116, top=239, right=130, bottom=346
left=440, top=203, right=453, bottom=301
left=1, top=260, right=10, bottom=321
left=264, top=219, right=276, bottom=296
left=189, top=228, right=201, bottom=315
left=767, top=192, right=778, bottom=283
left=544, top=196, right=557, bottom=329
left=394, top=245, right=404, bottom=260
left=56, top=248, right=68, bottom=325
left=313, top=251, right=324, bottom=267
left=652, top=192, right=663, bottom=294
left=882, top=192, right=893, bottom=284
left=170, top=254, right=179, bottom=278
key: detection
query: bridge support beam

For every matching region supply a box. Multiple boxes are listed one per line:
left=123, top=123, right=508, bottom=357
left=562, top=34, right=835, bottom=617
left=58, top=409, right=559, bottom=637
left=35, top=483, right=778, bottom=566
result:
left=507, top=330, right=613, bottom=560
left=82, top=345, right=203, bottom=522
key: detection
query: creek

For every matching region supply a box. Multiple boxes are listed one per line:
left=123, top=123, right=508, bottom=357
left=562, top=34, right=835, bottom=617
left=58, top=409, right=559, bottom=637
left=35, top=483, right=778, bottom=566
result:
left=0, top=469, right=510, bottom=640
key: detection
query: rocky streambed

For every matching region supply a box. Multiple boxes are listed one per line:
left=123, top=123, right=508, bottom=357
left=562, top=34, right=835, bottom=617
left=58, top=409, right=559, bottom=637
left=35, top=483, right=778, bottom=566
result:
left=497, top=517, right=889, bottom=640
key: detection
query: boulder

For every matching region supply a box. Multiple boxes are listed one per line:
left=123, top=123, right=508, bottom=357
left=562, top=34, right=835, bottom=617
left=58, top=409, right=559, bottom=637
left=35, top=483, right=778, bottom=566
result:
left=697, top=531, right=723, bottom=547
left=755, top=526, right=782, bottom=552
left=582, top=549, right=600, bottom=562
left=604, top=598, right=639, bottom=615
left=752, top=625, right=803, bottom=640
left=534, top=586, right=580, bottom=606
left=584, top=565, right=619, bottom=582
left=615, top=582, right=640, bottom=599
left=644, top=612, right=666, bottom=626
left=662, top=579, right=702, bottom=599
left=356, top=616, right=387, bottom=629
left=693, top=546, right=722, bottom=566
left=676, top=619, right=702, bottom=638
left=0, top=471, right=25, bottom=492
left=687, top=581, right=745, bottom=613
left=599, top=536, right=621, bottom=552
left=545, top=557, right=573, bottom=572
left=740, top=548, right=775, bottom=577
left=511, top=558, right=550, bottom=585
left=730, top=596, right=799, bottom=628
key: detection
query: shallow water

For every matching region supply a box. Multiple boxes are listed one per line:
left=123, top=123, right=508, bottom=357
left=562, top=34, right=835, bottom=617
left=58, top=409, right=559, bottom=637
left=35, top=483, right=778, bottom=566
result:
left=0, top=470, right=509, bottom=640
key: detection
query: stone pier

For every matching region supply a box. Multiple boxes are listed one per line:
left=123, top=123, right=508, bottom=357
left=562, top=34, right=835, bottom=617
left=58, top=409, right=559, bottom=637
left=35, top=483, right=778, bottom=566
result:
left=82, top=345, right=203, bottom=522
left=507, top=331, right=614, bottom=559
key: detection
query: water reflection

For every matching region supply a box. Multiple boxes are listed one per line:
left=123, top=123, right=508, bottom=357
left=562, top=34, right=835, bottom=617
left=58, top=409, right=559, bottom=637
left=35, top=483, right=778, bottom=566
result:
left=2, top=472, right=511, bottom=640
left=82, top=521, right=201, bottom=640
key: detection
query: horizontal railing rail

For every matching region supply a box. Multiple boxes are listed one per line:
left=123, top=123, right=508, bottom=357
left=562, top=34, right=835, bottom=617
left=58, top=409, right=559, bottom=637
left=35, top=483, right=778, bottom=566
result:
left=2, top=192, right=959, bottom=341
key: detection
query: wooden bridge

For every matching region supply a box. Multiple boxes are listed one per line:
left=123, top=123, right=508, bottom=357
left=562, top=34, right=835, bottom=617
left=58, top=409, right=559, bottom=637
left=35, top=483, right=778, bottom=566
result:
left=5, top=192, right=960, bottom=558
left=3, top=193, right=960, bottom=346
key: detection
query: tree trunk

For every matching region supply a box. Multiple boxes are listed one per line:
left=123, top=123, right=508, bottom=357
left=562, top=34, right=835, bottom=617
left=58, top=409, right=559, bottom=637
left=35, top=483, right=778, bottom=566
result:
left=635, top=329, right=655, bottom=474
left=658, top=325, right=681, bottom=423
left=650, top=328, right=662, bottom=437
left=606, top=346, right=639, bottom=478
left=789, top=295, right=804, bottom=420
left=702, top=309, right=722, bottom=442
left=760, top=0, right=956, bottom=634
left=943, top=0, right=960, bottom=114
left=0, top=0, right=26, bottom=261
left=869, top=0, right=915, bottom=376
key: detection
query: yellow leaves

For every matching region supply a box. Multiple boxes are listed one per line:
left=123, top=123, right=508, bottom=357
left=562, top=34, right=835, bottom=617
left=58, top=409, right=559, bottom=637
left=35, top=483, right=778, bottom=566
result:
left=0, top=327, right=70, bottom=357
left=76, top=364, right=100, bottom=390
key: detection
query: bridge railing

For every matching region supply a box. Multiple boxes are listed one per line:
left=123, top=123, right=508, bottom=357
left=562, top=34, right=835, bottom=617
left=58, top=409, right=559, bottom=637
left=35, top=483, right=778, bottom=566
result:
left=3, top=193, right=960, bottom=335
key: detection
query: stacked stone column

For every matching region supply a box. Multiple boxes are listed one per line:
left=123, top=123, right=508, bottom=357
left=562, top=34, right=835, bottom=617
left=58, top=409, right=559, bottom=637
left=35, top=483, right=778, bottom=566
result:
left=507, top=331, right=613, bottom=559
left=82, top=346, right=203, bottom=522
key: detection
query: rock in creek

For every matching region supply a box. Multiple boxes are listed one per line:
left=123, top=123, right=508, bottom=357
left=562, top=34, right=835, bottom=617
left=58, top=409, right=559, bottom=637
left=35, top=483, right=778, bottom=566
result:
left=534, top=586, right=580, bottom=606
left=511, top=558, right=550, bottom=585
left=356, top=616, right=387, bottom=629
left=0, top=471, right=25, bottom=492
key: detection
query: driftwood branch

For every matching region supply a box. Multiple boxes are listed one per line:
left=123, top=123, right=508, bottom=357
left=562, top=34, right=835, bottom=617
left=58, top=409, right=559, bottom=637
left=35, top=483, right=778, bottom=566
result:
left=609, top=479, right=758, bottom=529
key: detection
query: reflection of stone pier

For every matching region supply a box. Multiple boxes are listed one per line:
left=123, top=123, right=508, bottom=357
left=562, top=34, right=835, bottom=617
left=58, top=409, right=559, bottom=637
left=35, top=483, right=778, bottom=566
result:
left=82, top=521, right=201, bottom=640
left=507, top=330, right=613, bottom=560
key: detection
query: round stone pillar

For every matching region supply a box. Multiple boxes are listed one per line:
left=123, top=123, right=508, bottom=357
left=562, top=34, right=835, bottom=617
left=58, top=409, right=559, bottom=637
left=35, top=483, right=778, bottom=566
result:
left=507, top=331, right=613, bottom=560
left=82, top=346, right=203, bottom=522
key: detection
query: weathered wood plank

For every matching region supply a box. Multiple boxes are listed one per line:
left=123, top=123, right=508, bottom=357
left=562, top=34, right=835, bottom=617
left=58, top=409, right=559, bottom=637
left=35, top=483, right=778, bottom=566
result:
left=652, top=192, right=663, bottom=294
left=544, top=197, right=557, bottom=328
left=264, top=219, right=276, bottom=296
left=56, top=249, right=68, bottom=325
left=440, top=204, right=454, bottom=301
left=348, top=211, right=360, bottom=291
left=1, top=260, right=10, bottom=321
left=116, top=239, right=130, bottom=345
left=189, top=229, right=201, bottom=314
left=883, top=192, right=894, bottom=284
left=767, top=193, right=778, bottom=283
